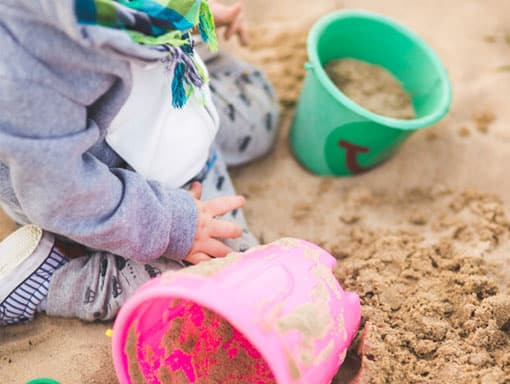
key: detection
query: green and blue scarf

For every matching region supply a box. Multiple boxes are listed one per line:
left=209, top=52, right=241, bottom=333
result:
left=75, top=0, right=218, bottom=108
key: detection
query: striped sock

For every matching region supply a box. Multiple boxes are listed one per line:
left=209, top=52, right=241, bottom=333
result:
left=0, top=247, right=67, bottom=325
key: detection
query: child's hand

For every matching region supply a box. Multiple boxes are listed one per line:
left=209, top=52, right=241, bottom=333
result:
left=209, top=0, right=249, bottom=46
left=184, top=182, right=245, bottom=264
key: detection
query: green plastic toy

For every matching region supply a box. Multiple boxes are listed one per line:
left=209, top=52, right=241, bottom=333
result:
left=290, top=10, right=452, bottom=176
left=26, top=379, right=61, bottom=384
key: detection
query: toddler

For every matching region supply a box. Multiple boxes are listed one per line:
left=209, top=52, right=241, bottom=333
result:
left=0, top=0, right=278, bottom=324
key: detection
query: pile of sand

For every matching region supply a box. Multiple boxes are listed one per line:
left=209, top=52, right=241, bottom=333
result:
left=328, top=188, right=510, bottom=383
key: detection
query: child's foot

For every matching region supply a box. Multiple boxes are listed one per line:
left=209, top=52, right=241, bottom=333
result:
left=0, top=225, right=67, bottom=325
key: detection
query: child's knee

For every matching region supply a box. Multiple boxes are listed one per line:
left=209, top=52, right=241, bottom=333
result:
left=234, top=68, right=279, bottom=156
left=251, top=68, right=280, bottom=133
left=209, top=58, right=280, bottom=165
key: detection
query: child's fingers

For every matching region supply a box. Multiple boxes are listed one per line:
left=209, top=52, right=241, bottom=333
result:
left=227, top=3, right=242, bottom=22
left=224, top=17, right=236, bottom=41
left=201, top=238, right=233, bottom=258
left=238, top=19, right=249, bottom=46
left=189, top=181, right=202, bottom=200
left=185, top=252, right=212, bottom=265
left=206, top=195, right=246, bottom=216
left=210, top=219, right=243, bottom=239
left=224, top=12, right=241, bottom=41
left=214, top=2, right=241, bottom=27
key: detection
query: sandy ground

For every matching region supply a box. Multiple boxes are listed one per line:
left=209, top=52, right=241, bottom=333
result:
left=1, top=0, right=509, bottom=383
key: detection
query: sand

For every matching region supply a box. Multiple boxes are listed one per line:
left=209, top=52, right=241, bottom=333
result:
left=125, top=300, right=276, bottom=384
left=325, top=59, right=416, bottom=119
left=1, top=1, right=510, bottom=383
left=327, top=188, right=510, bottom=383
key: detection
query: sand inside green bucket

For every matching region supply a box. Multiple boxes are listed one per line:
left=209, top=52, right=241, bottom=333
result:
left=325, top=58, right=416, bottom=120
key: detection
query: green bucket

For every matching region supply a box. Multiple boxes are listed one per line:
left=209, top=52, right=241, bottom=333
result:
left=290, top=10, right=452, bottom=176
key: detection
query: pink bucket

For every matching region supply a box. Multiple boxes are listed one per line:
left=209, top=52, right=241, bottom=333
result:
left=112, top=238, right=361, bottom=384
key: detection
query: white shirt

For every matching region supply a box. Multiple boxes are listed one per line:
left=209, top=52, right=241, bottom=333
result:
left=106, top=55, right=219, bottom=189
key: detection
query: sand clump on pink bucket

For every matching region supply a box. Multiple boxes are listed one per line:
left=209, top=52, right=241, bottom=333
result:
left=112, top=238, right=361, bottom=384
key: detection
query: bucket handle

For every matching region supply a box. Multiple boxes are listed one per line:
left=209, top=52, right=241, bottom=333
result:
left=304, top=62, right=314, bottom=71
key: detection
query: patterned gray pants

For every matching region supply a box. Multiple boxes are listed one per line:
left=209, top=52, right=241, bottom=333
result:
left=46, top=53, right=279, bottom=321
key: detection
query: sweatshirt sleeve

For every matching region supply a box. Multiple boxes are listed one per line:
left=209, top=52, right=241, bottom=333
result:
left=0, top=77, right=197, bottom=262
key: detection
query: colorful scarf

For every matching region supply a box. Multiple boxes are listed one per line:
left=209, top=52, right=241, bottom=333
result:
left=75, top=0, right=218, bottom=108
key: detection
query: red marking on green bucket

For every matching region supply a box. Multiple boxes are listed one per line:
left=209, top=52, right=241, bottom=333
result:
left=338, top=140, right=369, bottom=174
left=290, top=10, right=452, bottom=176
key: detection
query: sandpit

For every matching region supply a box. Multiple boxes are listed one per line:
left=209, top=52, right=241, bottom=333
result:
left=1, top=1, right=509, bottom=383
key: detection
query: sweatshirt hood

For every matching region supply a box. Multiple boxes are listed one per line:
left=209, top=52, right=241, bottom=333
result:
left=0, top=0, right=168, bottom=61
left=0, top=0, right=82, bottom=41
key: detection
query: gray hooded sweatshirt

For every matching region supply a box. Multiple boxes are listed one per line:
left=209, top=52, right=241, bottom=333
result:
left=0, top=0, right=198, bottom=262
